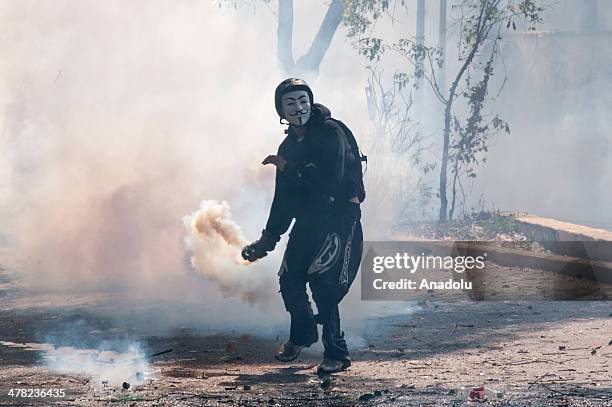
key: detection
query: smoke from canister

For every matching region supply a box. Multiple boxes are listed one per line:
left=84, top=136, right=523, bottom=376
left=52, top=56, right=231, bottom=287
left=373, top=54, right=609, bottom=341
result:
left=184, top=200, right=276, bottom=305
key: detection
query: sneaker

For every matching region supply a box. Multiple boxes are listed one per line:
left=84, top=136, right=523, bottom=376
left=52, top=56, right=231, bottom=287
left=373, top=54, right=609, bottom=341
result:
left=274, top=341, right=304, bottom=362
left=317, top=357, right=351, bottom=374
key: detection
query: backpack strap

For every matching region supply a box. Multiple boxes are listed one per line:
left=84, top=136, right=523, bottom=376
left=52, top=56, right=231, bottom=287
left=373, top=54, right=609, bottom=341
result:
left=325, top=118, right=367, bottom=203
left=327, top=118, right=367, bottom=165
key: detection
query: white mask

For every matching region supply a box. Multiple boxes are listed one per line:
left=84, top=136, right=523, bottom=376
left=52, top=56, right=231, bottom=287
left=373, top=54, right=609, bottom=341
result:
left=281, top=90, right=311, bottom=126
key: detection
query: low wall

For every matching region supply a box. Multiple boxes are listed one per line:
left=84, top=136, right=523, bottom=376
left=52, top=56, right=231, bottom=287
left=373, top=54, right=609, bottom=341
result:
left=515, top=214, right=612, bottom=262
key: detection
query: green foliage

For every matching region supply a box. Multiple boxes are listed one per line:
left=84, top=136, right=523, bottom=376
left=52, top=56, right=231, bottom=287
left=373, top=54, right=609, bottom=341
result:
left=344, top=0, right=391, bottom=38
left=451, top=40, right=509, bottom=182
left=357, top=37, right=385, bottom=62
left=479, top=211, right=520, bottom=235
left=393, top=71, right=410, bottom=91
left=454, top=0, right=543, bottom=59
left=516, top=0, right=544, bottom=29
left=346, top=0, right=544, bottom=219
left=397, top=210, right=523, bottom=240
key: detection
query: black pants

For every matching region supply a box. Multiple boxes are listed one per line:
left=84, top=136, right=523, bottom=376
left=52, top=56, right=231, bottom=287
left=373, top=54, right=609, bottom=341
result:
left=278, top=203, right=363, bottom=362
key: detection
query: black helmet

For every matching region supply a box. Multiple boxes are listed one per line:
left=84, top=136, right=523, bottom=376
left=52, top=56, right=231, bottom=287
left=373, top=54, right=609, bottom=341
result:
left=274, top=78, right=314, bottom=119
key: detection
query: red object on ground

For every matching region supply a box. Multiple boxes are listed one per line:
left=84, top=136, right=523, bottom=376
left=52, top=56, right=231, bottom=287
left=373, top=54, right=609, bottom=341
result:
left=469, top=387, right=486, bottom=400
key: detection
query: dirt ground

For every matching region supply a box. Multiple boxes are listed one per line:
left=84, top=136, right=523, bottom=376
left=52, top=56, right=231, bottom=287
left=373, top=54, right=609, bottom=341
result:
left=0, top=261, right=611, bottom=406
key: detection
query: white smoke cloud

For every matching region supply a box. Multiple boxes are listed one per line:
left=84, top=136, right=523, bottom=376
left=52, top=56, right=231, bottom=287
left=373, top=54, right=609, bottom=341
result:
left=0, top=0, right=384, bottom=318
left=0, top=0, right=418, bottom=346
left=183, top=200, right=277, bottom=305
left=1, top=340, right=152, bottom=388
left=0, top=1, right=281, bottom=289
left=1, top=0, right=606, bottom=338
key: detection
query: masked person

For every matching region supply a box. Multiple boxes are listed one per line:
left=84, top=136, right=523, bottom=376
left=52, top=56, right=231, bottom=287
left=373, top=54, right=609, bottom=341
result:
left=242, top=78, right=365, bottom=374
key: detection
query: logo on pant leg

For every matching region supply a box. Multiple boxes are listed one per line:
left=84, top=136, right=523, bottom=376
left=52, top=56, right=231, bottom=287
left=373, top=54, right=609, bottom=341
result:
left=307, top=233, right=340, bottom=275
left=339, top=221, right=357, bottom=287
left=278, top=251, right=288, bottom=277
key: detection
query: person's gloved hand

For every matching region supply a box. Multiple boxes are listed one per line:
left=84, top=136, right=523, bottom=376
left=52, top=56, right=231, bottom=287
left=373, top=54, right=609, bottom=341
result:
left=241, top=241, right=268, bottom=262
left=262, top=154, right=287, bottom=171
left=241, top=229, right=279, bottom=262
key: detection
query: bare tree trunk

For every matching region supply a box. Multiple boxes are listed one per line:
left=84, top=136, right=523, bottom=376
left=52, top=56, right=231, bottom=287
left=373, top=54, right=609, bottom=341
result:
left=415, top=0, right=426, bottom=95
left=581, top=0, right=598, bottom=32
left=437, top=1, right=448, bottom=214
left=277, top=0, right=344, bottom=77
left=439, top=36, right=480, bottom=221
left=439, top=1, right=487, bottom=221
left=413, top=0, right=426, bottom=143
left=438, top=0, right=447, bottom=94
left=277, top=0, right=295, bottom=74
left=439, top=99, right=452, bottom=220
left=296, top=0, right=344, bottom=75
left=449, top=161, right=459, bottom=220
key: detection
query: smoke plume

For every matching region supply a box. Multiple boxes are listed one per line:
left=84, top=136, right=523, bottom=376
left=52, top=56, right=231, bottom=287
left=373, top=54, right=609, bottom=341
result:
left=184, top=200, right=276, bottom=305
left=1, top=340, right=152, bottom=388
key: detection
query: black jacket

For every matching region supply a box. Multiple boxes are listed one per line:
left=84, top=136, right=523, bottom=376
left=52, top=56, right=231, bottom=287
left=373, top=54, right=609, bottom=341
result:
left=265, top=104, right=357, bottom=239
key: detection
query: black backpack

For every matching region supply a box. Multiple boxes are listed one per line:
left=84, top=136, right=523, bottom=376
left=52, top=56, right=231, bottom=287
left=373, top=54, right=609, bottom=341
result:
left=327, top=118, right=367, bottom=203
